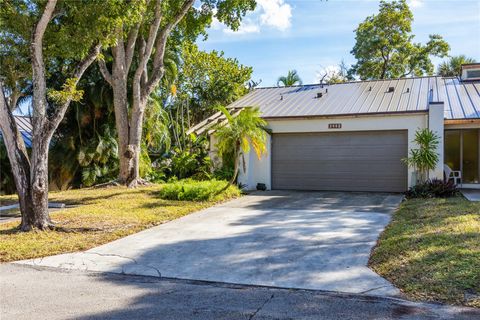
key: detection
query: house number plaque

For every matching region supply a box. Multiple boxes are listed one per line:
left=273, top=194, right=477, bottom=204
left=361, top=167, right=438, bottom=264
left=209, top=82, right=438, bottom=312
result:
left=328, top=123, right=342, bottom=129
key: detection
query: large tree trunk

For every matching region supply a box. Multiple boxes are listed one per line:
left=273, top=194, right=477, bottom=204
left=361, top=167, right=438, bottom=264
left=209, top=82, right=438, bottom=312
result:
left=0, top=82, right=51, bottom=230
left=28, top=135, right=52, bottom=230
left=114, top=99, right=147, bottom=187
left=98, top=0, right=195, bottom=187
left=0, top=0, right=101, bottom=230
left=127, top=99, right=147, bottom=186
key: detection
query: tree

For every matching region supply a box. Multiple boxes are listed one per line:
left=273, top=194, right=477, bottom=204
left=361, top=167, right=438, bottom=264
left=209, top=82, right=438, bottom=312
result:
left=438, top=55, right=476, bottom=77
left=403, top=128, right=440, bottom=184
left=277, top=70, right=302, bottom=86
left=176, top=43, right=253, bottom=124
left=350, top=0, right=449, bottom=80
left=98, top=0, right=256, bottom=187
left=0, top=0, right=121, bottom=230
left=215, top=106, right=267, bottom=186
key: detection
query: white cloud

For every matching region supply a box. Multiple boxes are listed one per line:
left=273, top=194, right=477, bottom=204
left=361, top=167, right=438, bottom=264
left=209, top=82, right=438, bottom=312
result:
left=258, top=0, right=292, bottom=31
left=223, top=20, right=260, bottom=34
left=219, top=0, right=292, bottom=35
left=408, top=0, right=424, bottom=8
left=210, top=16, right=223, bottom=30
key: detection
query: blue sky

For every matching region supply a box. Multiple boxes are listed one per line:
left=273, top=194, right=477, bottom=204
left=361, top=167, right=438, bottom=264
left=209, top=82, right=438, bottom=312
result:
left=197, top=0, right=480, bottom=86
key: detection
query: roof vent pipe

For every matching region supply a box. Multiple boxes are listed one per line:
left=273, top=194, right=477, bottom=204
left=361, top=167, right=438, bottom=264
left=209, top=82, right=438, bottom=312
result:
left=325, top=88, right=328, bottom=93
left=368, top=86, right=372, bottom=91
left=406, top=88, right=410, bottom=93
left=280, top=94, right=283, bottom=101
left=316, top=92, right=323, bottom=98
left=388, top=87, right=394, bottom=92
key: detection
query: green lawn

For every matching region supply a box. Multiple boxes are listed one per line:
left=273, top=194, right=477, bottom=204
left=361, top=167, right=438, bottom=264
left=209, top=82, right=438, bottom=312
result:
left=0, top=183, right=240, bottom=262
left=370, top=196, right=480, bottom=307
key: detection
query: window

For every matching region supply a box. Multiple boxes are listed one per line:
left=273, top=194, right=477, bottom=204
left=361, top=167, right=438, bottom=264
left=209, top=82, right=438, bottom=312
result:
left=466, top=70, right=480, bottom=79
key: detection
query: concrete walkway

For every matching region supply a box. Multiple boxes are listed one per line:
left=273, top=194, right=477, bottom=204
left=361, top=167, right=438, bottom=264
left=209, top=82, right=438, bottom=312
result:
left=16, top=191, right=403, bottom=296
left=3, top=264, right=479, bottom=320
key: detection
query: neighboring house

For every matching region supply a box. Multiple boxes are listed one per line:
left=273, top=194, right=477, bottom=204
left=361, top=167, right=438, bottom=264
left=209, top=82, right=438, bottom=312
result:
left=0, top=115, right=32, bottom=147
left=190, top=64, right=480, bottom=192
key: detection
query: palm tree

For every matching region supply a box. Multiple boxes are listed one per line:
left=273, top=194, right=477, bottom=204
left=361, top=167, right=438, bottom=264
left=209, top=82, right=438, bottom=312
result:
left=277, top=70, right=302, bottom=86
left=438, top=55, right=476, bottom=77
left=215, top=106, right=268, bottom=186
left=402, top=128, right=440, bottom=184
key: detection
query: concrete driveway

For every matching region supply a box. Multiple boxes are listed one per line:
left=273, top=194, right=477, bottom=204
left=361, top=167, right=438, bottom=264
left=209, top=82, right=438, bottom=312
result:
left=17, top=191, right=403, bottom=296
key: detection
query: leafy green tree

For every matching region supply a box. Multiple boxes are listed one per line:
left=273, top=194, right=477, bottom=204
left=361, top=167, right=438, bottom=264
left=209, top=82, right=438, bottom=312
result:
left=177, top=43, right=253, bottom=124
left=277, top=70, right=302, bottom=86
left=215, top=106, right=268, bottom=186
left=438, top=55, right=476, bottom=77
left=0, top=0, right=124, bottom=231
left=350, top=0, right=449, bottom=80
left=97, top=0, right=256, bottom=187
left=403, top=128, right=440, bottom=184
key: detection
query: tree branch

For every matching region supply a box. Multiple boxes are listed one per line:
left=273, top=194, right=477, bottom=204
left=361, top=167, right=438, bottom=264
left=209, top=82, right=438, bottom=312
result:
left=112, top=25, right=127, bottom=72
left=125, top=23, right=141, bottom=72
left=31, top=0, right=57, bottom=126
left=98, top=58, right=113, bottom=86
left=138, top=37, right=148, bottom=88
left=132, top=0, right=163, bottom=105
left=145, top=0, right=194, bottom=97
left=47, top=43, right=102, bottom=136
left=0, top=80, right=30, bottom=180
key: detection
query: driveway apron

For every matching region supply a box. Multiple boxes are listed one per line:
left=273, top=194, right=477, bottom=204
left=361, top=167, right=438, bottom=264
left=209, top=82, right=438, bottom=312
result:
left=16, top=191, right=404, bottom=296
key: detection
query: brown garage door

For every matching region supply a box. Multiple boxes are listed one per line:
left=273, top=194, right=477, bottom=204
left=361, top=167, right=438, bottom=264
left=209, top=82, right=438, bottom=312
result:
left=271, top=130, right=408, bottom=192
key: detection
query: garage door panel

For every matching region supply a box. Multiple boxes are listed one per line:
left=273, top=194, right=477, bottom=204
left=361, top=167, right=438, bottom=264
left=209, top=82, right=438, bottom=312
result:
left=271, top=131, right=408, bottom=192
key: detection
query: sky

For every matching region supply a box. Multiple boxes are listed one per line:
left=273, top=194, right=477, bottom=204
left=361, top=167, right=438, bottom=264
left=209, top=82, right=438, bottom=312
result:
left=197, top=0, right=480, bottom=86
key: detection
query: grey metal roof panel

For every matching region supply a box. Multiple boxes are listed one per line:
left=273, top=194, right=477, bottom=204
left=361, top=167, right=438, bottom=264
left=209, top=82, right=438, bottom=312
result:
left=227, top=76, right=480, bottom=120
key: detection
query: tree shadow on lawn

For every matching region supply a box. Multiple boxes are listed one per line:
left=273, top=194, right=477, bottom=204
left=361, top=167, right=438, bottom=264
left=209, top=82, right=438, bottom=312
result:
left=51, top=189, right=148, bottom=206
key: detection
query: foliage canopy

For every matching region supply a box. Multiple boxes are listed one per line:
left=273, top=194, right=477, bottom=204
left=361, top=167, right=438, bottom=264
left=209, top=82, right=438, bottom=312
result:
left=350, top=0, right=449, bottom=79
left=438, top=55, right=476, bottom=77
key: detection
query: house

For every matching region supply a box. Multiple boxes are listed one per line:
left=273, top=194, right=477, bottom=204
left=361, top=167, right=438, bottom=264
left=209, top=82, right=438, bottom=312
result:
left=190, top=64, right=480, bottom=192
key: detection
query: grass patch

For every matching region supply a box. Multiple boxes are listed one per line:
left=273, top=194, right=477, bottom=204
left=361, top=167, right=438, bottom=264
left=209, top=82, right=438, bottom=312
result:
left=0, top=183, right=240, bottom=262
left=159, top=179, right=240, bottom=201
left=370, top=196, right=480, bottom=307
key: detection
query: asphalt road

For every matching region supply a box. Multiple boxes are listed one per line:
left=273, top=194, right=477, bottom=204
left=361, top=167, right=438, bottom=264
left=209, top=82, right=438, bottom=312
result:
left=1, top=264, right=479, bottom=320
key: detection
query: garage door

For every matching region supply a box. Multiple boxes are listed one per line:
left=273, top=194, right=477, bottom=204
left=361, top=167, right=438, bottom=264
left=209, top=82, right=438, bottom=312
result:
left=271, top=130, right=408, bottom=192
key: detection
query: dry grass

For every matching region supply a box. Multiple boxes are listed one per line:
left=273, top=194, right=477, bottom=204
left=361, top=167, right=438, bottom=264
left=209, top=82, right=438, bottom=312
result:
left=370, top=197, right=480, bottom=307
left=0, top=184, right=240, bottom=262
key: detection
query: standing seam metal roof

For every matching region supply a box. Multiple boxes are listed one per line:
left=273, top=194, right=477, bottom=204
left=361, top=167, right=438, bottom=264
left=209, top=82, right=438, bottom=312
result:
left=227, top=76, right=480, bottom=120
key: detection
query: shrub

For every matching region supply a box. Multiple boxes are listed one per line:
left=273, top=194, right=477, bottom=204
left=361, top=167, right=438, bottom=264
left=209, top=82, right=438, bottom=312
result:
left=402, top=128, right=440, bottom=184
left=212, top=166, right=234, bottom=181
left=159, top=179, right=241, bottom=201
left=154, top=145, right=212, bottom=181
left=405, top=178, right=458, bottom=199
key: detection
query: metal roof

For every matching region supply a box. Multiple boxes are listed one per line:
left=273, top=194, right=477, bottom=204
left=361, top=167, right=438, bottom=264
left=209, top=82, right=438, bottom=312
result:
left=227, top=76, right=480, bottom=120
left=0, top=115, right=32, bottom=147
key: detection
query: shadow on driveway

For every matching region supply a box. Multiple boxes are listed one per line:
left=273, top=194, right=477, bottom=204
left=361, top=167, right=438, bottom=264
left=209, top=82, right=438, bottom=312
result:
left=18, top=191, right=403, bottom=297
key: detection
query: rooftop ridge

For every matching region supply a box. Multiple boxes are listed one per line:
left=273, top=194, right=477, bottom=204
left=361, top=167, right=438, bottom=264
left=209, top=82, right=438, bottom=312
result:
left=254, top=75, right=461, bottom=91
